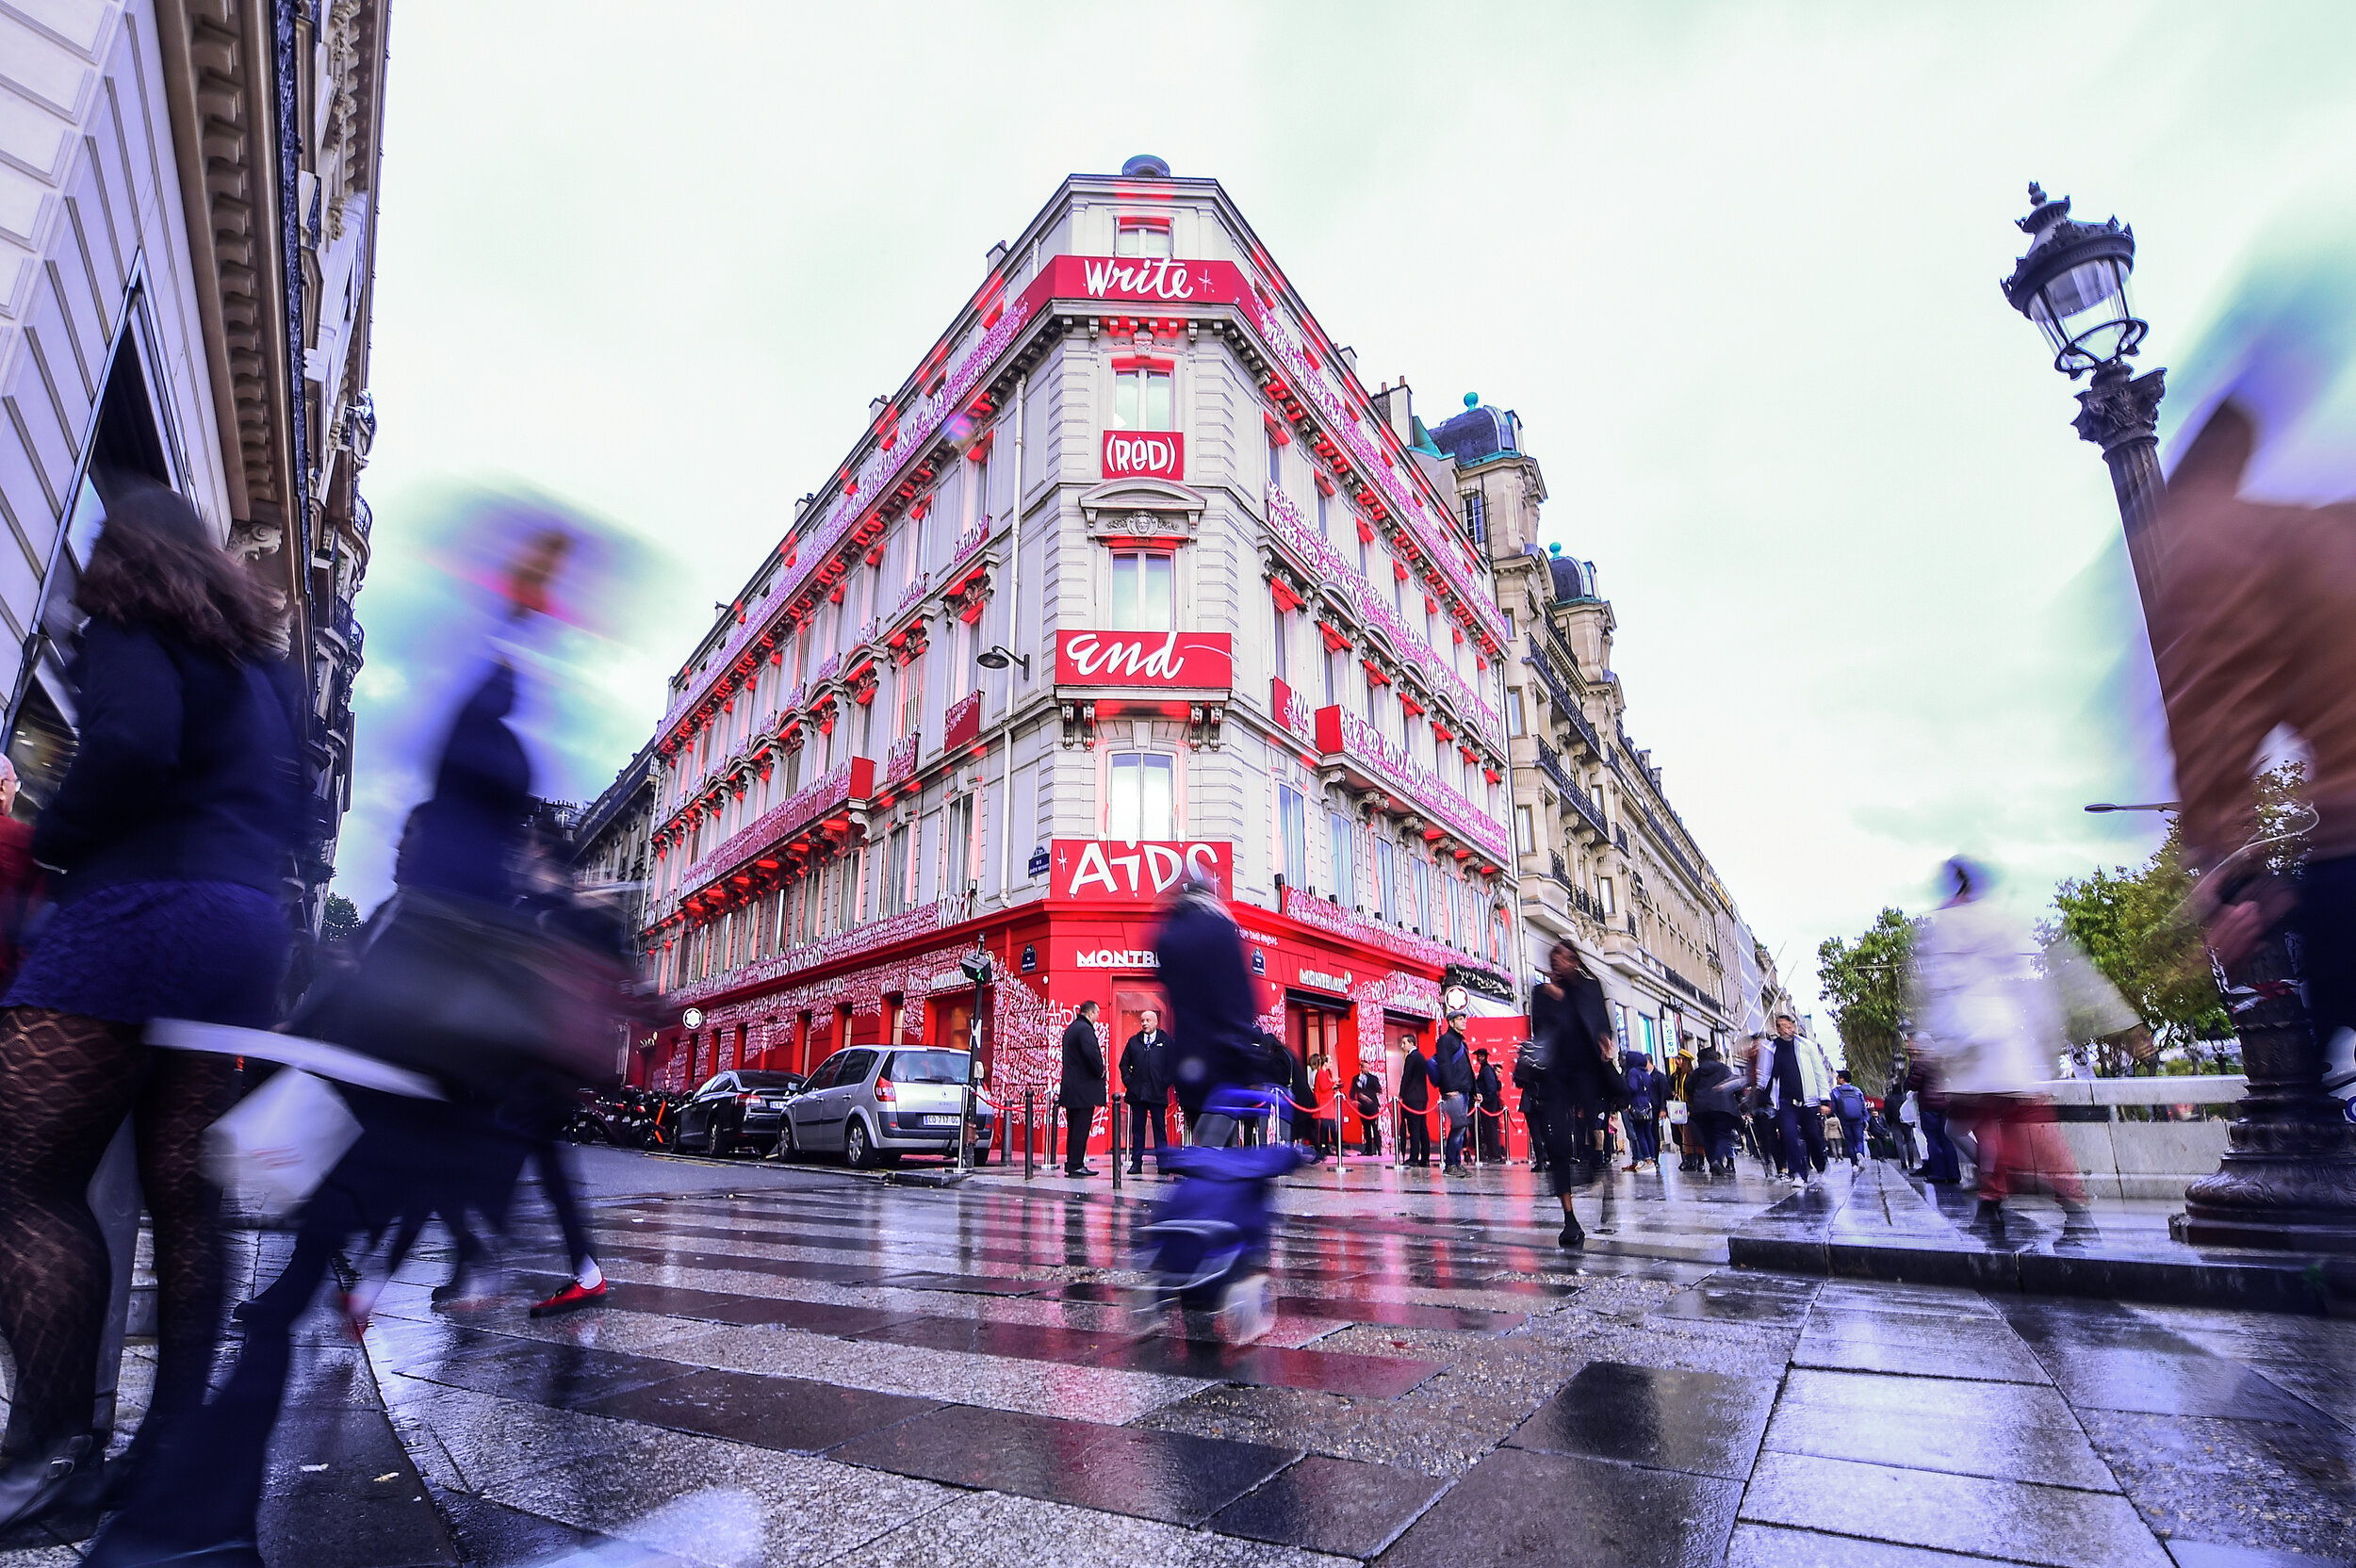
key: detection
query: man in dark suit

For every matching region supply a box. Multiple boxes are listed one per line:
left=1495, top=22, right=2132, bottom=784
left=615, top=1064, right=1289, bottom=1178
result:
left=1058, top=1000, right=1105, bottom=1176
left=1350, top=1064, right=1383, bottom=1155
left=1398, top=1033, right=1433, bottom=1167
left=1119, top=1007, right=1169, bottom=1175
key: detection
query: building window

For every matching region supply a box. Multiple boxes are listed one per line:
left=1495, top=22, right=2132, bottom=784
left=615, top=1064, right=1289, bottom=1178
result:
left=1328, top=809, right=1352, bottom=901
left=947, top=796, right=974, bottom=898
left=1374, top=836, right=1398, bottom=922
left=1597, top=875, right=1615, bottom=917
left=1464, top=490, right=1487, bottom=546
left=1323, top=644, right=1342, bottom=707
left=1108, top=752, right=1175, bottom=841
left=1316, top=486, right=1331, bottom=538
left=1277, top=784, right=1307, bottom=892
left=1514, top=805, right=1535, bottom=855
left=1267, top=429, right=1284, bottom=490
left=1270, top=598, right=1289, bottom=681
left=881, top=826, right=908, bottom=917
left=1116, top=217, right=1171, bottom=257
left=1113, top=367, right=1173, bottom=430
left=1413, top=858, right=1432, bottom=934
left=1110, top=551, right=1173, bottom=630
left=1506, top=689, right=1525, bottom=736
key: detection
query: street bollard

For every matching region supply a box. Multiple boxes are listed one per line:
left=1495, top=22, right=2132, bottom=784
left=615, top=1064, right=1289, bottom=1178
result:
left=1111, top=1094, right=1123, bottom=1192
left=1023, top=1090, right=1035, bottom=1181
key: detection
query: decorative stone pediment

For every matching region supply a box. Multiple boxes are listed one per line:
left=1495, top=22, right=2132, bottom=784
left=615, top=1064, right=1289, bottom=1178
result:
left=1079, top=477, right=1206, bottom=544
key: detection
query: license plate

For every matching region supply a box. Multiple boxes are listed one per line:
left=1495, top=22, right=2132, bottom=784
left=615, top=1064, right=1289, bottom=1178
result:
left=923, top=1115, right=958, bottom=1127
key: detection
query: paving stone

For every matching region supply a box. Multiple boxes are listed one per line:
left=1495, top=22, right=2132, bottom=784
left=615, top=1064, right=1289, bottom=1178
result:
left=1737, top=1451, right=2174, bottom=1568
left=426, top=1489, right=614, bottom=1567
left=386, top=1386, right=640, bottom=1494
left=1208, top=1454, right=1449, bottom=1558
left=2078, top=1408, right=2356, bottom=1565
left=1766, top=1368, right=2117, bottom=1490
left=2165, top=1540, right=2356, bottom=1568
left=259, top=1405, right=462, bottom=1568
left=826, top=1402, right=1301, bottom=1527
left=1726, top=1521, right=2046, bottom=1565
left=1508, top=1360, right=1778, bottom=1479
left=2040, top=1348, right=2333, bottom=1424
left=832, top=1487, right=1355, bottom=1567
left=572, top=1365, right=942, bottom=1453
left=1377, top=1445, right=1742, bottom=1566
left=1791, top=1314, right=2051, bottom=1384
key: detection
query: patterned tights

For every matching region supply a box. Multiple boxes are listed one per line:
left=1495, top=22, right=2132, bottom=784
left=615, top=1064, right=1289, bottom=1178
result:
left=0, top=1007, right=234, bottom=1454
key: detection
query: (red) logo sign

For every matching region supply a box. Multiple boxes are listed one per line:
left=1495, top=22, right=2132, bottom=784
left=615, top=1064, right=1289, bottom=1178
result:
left=1055, top=630, right=1233, bottom=691
left=1051, top=839, right=1231, bottom=903
left=1102, top=431, right=1185, bottom=481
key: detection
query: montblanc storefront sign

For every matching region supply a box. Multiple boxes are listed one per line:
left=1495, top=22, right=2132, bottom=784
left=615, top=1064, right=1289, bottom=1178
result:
left=1443, top=962, right=1515, bottom=1004
left=1102, top=431, right=1185, bottom=481
left=1055, top=630, right=1233, bottom=691
left=1298, top=968, right=1352, bottom=993
left=1075, top=948, right=1159, bottom=970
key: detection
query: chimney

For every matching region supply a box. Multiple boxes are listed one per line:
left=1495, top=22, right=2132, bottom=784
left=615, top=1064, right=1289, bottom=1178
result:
left=1368, top=378, right=1415, bottom=444
left=985, top=240, right=1009, bottom=270
left=1335, top=345, right=1358, bottom=380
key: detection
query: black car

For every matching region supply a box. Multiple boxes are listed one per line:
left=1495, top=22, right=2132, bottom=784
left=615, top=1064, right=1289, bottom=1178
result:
left=677, top=1070, right=805, bottom=1156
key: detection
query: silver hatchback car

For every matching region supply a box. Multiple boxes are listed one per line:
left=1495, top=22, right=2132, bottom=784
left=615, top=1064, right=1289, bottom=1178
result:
left=780, top=1046, right=998, bottom=1168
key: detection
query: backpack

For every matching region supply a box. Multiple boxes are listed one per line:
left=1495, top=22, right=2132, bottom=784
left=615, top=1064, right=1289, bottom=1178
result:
left=1832, top=1083, right=1867, bottom=1119
left=1512, top=1041, right=1542, bottom=1090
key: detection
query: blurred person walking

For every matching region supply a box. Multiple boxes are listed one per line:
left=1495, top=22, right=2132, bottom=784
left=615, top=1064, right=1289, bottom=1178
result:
left=1398, top=1033, right=1433, bottom=1168
left=1687, top=1044, right=1744, bottom=1175
left=1754, top=1013, right=1830, bottom=1187
left=1058, top=1001, right=1105, bottom=1177
left=1620, top=1050, right=1662, bottom=1171
left=0, top=481, right=301, bottom=1535
left=1530, top=940, right=1621, bottom=1248
left=1832, top=1070, right=1871, bottom=1170
left=1120, top=1008, right=1170, bottom=1175
left=0, top=758, right=43, bottom=998
left=1350, top=1061, right=1383, bottom=1156
left=1911, top=858, right=2090, bottom=1234
left=1153, top=873, right=1263, bottom=1151
left=1433, top=1010, right=1475, bottom=1175
left=1473, top=1049, right=1505, bottom=1163
left=1513, top=1037, right=1547, bottom=1173
left=1310, top=1052, right=1338, bottom=1155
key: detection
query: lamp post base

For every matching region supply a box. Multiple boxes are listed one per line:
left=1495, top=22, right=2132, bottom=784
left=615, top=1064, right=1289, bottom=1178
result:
left=2174, top=929, right=2356, bottom=1253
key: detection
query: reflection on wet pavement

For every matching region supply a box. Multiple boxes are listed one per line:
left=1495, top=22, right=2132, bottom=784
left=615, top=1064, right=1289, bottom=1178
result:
left=35, top=1148, right=2341, bottom=1566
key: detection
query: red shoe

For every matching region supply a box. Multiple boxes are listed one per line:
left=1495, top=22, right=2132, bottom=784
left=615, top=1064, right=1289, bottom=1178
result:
left=529, top=1279, right=610, bottom=1317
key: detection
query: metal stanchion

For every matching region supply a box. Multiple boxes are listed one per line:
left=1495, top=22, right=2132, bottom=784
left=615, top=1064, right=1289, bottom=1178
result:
left=1111, top=1093, right=1123, bottom=1191
left=1023, top=1089, right=1035, bottom=1180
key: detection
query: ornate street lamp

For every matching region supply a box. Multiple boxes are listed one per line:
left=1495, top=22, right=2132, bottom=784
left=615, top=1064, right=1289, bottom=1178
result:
left=2006, top=183, right=2356, bottom=1253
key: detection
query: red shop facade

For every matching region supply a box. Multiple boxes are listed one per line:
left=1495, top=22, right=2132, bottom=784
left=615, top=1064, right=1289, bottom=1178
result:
left=632, top=851, right=1517, bottom=1161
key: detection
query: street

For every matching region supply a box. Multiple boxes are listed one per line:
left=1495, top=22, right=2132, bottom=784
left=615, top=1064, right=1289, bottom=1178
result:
left=10, top=1145, right=2345, bottom=1567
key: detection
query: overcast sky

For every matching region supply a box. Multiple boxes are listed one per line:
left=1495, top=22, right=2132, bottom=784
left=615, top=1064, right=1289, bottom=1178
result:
left=342, top=1, right=2356, bottom=1043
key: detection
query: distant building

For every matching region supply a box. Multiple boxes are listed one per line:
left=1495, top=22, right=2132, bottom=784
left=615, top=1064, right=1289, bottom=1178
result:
left=0, top=0, right=390, bottom=928
left=1436, top=392, right=1772, bottom=1063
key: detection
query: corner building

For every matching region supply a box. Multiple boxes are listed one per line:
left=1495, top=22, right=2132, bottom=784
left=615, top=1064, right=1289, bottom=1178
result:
left=631, top=161, right=1521, bottom=1149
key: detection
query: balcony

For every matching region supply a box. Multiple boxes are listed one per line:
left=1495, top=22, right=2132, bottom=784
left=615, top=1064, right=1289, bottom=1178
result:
left=1535, top=737, right=1611, bottom=842
left=1313, top=704, right=1512, bottom=868
left=1523, top=635, right=1601, bottom=760
left=667, top=755, right=875, bottom=916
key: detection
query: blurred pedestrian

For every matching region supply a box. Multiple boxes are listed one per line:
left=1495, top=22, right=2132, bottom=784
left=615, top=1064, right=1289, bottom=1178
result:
left=1058, top=1000, right=1105, bottom=1176
left=1310, top=1052, right=1338, bottom=1154
left=1911, top=858, right=2090, bottom=1234
left=1513, top=1036, right=1546, bottom=1172
left=0, top=757, right=43, bottom=998
left=1620, top=1050, right=1662, bottom=1171
left=1473, top=1048, right=1505, bottom=1163
left=1670, top=1046, right=1701, bottom=1171
left=1350, top=1061, right=1383, bottom=1155
left=1433, top=1010, right=1474, bottom=1176
left=1687, top=1044, right=1743, bottom=1175
left=1153, top=872, right=1262, bottom=1150
left=1753, top=1013, right=1829, bottom=1187
left=1530, top=939, right=1620, bottom=1248
left=1742, top=1035, right=1782, bottom=1176
left=1398, top=1032, right=1432, bottom=1167
left=1831, top=1069, right=1870, bottom=1171
left=1120, top=1008, right=1170, bottom=1175
left=0, top=480, right=300, bottom=1535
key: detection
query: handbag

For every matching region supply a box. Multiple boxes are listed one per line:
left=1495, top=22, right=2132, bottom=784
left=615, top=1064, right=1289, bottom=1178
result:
left=202, top=1069, right=360, bottom=1219
left=1666, top=1101, right=1690, bottom=1126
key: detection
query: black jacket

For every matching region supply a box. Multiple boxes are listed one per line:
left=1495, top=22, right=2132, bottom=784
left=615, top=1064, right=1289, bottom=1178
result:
left=1058, top=1016, right=1105, bottom=1108
left=1432, top=1029, right=1475, bottom=1098
left=1399, top=1046, right=1432, bottom=1111
left=1475, top=1061, right=1503, bottom=1111
left=35, top=618, right=303, bottom=904
left=1153, top=892, right=1259, bottom=1115
left=405, top=662, right=532, bottom=905
left=1531, top=972, right=1613, bottom=1108
left=1118, top=1029, right=1168, bottom=1103
left=1350, top=1070, right=1383, bottom=1117
left=1688, top=1058, right=1742, bottom=1118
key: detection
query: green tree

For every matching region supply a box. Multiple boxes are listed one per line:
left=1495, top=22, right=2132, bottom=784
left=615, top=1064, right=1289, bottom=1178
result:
left=319, top=892, right=363, bottom=949
left=1816, top=907, right=1915, bottom=1093
left=2044, top=818, right=2230, bottom=1075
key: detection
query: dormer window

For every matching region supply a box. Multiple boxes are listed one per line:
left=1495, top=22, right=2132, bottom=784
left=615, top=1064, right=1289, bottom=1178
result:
left=1116, top=216, right=1172, bottom=258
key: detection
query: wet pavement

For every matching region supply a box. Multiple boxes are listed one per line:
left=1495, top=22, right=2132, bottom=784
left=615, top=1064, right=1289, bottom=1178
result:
left=4, top=1147, right=2351, bottom=1565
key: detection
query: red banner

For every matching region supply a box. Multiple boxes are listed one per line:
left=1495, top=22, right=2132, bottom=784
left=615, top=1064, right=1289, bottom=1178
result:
left=1050, top=839, right=1231, bottom=903
left=1055, top=630, right=1233, bottom=690
left=943, top=689, right=982, bottom=750
left=1101, top=430, right=1185, bottom=481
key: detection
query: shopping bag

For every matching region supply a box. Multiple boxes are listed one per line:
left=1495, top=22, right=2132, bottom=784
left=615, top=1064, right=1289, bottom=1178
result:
left=1666, top=1102, right=1690, bottom=1126
left=201, top=1069, right=361, bottom=1219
